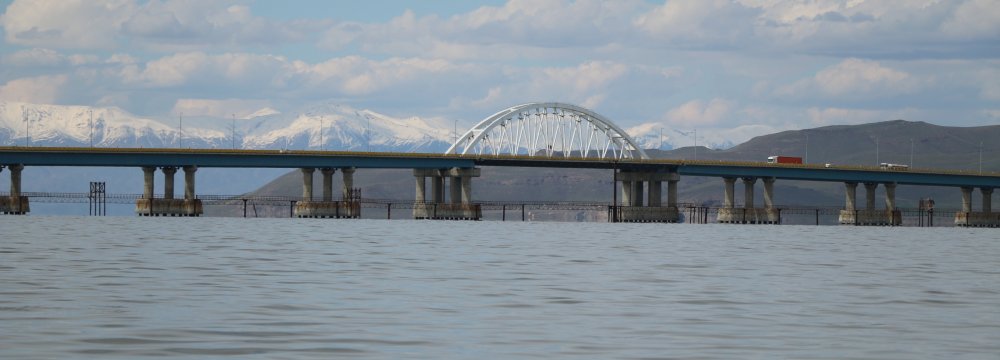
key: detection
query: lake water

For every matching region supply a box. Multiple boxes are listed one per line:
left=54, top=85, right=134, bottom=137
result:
left=1, top=217, right=998, bottom=359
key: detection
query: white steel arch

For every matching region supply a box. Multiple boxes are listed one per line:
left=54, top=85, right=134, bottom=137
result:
left=446, top=102, right=649, bottom=160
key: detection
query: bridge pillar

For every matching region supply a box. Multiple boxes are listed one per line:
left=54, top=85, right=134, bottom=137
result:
left=182, top=165, right=201, bottom=216
left=839, top=182, right=858, bottom=224
left=341, top=167, right=356, bottom=199
left=413, top=168, right=480, bottom=220
left=613, top=170, right=679, bottom=223
left=648, top=180, right=662, bottom=207
left=295, top=167, right=358, bottom=219
left=717, top=177, right=743, bottom=224
left=864, top=183, right=878, bottom=210
left=743, top=177, right=756, bottom=209
left=632, top=181, right=644, bottom=207
left=432, top=172, right=445, bottom=203
left=300, top=168, right=315, bottom=201
left=414, top=174, right=426, bottom=204
left=762, top=177, right=775, bottom=209
left=848, top=182, right=895, bottom=226
left=884, top=183, right=897, bottom=211
left=621, top=178, right=633, bottom=206
left=142, top=166, right=156, bottom=199
left=461, top=172, right=473, bottom=205
left=1, top=164, right=28, bottom=215
left=723, top=177, right=736, bottom=209
left=961, top=187, right=973, bottom=213
left=953, top=186, right=998, bottom=227
left=884, top=182, right=901, bottom=226
left=183, top=166, right=197, bottom=200
left=321, top=168, right=335, bottom=201
left=450, top=176, right=462, bottom=205
left=162, top=167, right=176, bottom=199
left=413, top=169, right=437, bottom=219
left=667, top=178, right=678, bottom=208
left=983, top=188, right=993, bottom=214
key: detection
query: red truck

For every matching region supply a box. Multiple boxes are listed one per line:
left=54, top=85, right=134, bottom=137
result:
left=767, top=156, right=803, bottom=164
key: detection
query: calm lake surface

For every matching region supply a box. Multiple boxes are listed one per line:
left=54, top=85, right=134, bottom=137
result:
left=1, top=217, right=998, bottom=359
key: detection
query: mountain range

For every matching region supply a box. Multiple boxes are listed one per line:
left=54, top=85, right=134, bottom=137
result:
left=0, top=101, right=744, bottom=152
left=0, top=101, right=453, bottom=152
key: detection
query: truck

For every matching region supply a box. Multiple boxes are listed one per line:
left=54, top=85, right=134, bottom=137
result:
left=880, top=163, right=909, bottom=171
left=767, top=156, right=803, bottom=164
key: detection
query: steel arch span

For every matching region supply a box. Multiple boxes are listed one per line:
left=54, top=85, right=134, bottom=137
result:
left=446, top=102, right=649, bottom=160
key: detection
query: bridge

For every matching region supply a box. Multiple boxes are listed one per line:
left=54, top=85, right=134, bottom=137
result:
left=2, top=102, right=998, bottom=226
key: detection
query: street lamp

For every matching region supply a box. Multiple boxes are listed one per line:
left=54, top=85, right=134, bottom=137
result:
left=178, top=112, right=183, bottom=148
left=319, top=115, right=324, bottom=151
left=232, top=113, right=237, bottom=150
left=659, top=127, right=663, bottom=150
left=23, top=108, right=29, bottom=147
left=980, top=141, right=983, bottom=174
left=910, top=138, right=914, bottom=167
left=89, top=109, right=94, bottom=147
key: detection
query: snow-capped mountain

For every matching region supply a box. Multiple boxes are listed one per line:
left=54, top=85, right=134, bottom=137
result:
left=0, top=102, right=453, bottom=152
left=0, top=101, right=763, bottom=153
left=626, top=122, right=783, bottom=151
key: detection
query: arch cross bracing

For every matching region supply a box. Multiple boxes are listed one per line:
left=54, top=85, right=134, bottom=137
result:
left=446, top=102, right=649, bottom=160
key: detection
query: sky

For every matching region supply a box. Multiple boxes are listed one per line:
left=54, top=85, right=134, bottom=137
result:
left=0, top=0, right=998, bottom=145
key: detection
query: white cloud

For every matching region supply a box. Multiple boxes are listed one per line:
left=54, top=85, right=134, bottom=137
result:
left=171, top=98, right=272, bottom=118
left=1, top=0, right=317, bottom=52
left=2, top=0, right=134, bottom=49
left=0, top=75, right=68, bottom=103
left=940, top=0, right=1000, bottom=38
left=663, top=98, right=732, bottom=126
left=635, top=0, right=759, bottom=47
left=2, top=48, right=66, bottom=67
left=773, top=58, right=922, bottom=100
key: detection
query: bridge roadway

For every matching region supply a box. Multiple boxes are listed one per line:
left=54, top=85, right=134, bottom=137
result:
left=1, top=146, right=998, bottom=187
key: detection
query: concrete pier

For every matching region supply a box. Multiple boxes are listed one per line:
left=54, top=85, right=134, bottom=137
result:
left=413, top=168, right=481, bottom=220
left=135, top=166, right=202, bottom=216
left=718, top=176, right=780, bottom=224
left=295, top=167, right=360, bottom=218
left=955, top=187, right=999, bottom=227
left=614, top=170, right=679, bottom=222
left=839, top=182, right=900, bottom=225
left=162, top=167, right=176, bottom=199
left=321, top=168, right=335, bottom=201
left=0, top=164, right=29, bottom=214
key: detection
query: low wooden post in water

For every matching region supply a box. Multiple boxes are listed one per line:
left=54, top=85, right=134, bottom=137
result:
left=502, top=204, right=506, bottom=221
left=387, top=203, right=392, bottom=219
left=815, top=209, right=820, bottom=225
left=290, top=200, right=296, bottom=218
left=522, top=204, right=526, bottom=221
left=242, top=199, right=248, bottom=218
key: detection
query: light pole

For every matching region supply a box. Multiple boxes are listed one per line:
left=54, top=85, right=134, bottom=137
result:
left=875, top=136, right=879, bottom=165
left=23, top=108, right=29, bottom=147
left=319, top=116, right=324, bottom=151
left=659, top=127, right=663, bottom=150
left=979, top=141, right=983, bottom=174
left=910, top=138, right=914, bottom=167
left=805, top=133, right=809, bottom=164
left=693, top=128, right=698, bottom=160
left=232, top=113, right=237, bottom=150
left=89, top=109, right=94, bottom=147
left=178, top=112, right=183, bottom=148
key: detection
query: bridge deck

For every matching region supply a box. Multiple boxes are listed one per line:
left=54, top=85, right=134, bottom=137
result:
left=2, top=147, right=999, bottom=188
